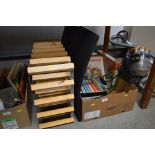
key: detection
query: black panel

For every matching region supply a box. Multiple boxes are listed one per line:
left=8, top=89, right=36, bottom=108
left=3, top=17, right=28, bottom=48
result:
left=62, top=26, right=99, bottom=121
left=38, top=103, right=69, bottom=112
left=39, top=113, right=71, bottom=125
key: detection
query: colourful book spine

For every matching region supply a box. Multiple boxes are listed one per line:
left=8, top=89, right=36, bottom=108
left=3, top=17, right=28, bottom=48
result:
left=93, top=78, right=103, bottom=91
left=83, top=85, right=87, bottom=93
left=86, top=85, right=91, bottom=93
left=87, top=83, right=95, bottom=92
left=82, top=80, right=85, bottom=85
left=92, top=79, right=101, bottom=91
left=83, top=80, right=91, bottom=93
left=90, top=80, right=99, bottom=92
left=96, top=77, right=106, bottom=89
left=86, top=80, right=94, bottom=93
left=81, top=86, right=85, bottom=93
left=92, top=79, right=100, bottom=91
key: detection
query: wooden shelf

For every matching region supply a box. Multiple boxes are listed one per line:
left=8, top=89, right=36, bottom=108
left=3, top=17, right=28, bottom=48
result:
left=34, top=94, right=74, bottom=106
left=39, top=117, right=74, bottom=129
left=33, top=41, right=62, bottom=49
left=32, top=72, right=71, bottom=81
left=28, top=63, right=74, bottom=75
left=37, top=106, right=74, bottom=118
left=32, top=47, right=65, bottom=53
left=30, top=56, right=71, bottom=66
left=38, top=100, right=69, bottom=108
left=31, top=51, right=67, bottom=58
left=31, top=79, right=74, bottom=91
left=38, top=90, right=70, bottom=98
left=28, top=41, right=75, bottom=128
left=35, top=86, right=71, bottom=95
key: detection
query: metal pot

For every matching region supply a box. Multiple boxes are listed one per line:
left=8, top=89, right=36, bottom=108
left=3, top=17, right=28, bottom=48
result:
left=123, top=49, right=152, bottom=77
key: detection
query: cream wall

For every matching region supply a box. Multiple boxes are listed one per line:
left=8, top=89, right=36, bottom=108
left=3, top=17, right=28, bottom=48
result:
left=0, top=26, right=124, bottom=51
left=85, top=26, right=124, bottom=45
left=130, top=26, right=155, bottom=55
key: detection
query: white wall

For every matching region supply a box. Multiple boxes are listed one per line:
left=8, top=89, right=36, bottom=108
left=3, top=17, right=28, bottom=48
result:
left=130, top=26, right=155, bottom=54
left=0, top=26, right=64, bottom=51
left=85, top=26, right=124, bottom=45
left=0, top=26, right=124, bottom=51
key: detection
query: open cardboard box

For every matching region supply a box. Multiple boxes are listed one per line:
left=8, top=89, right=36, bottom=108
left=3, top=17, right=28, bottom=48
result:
left=0, top=68, right=32, bottom=129
left=80, top=52, right=138, bottom=122
left=81, top=80, right=138, bottom=121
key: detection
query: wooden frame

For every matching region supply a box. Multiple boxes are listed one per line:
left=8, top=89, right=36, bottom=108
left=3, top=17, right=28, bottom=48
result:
left=31, top=51, right=67, bottom=58
left=37, top=106, right=74, bottom=118
left=29, top=56, right=71, bottom=66
left=34, top=93, right=74, bottom=106
left=39, top=117, right=74, bottom=129
left=35, top=86, right=71, bottom=95
left=28, top=41, right=75, bottom=129
left=28, top=63, right=74, bottom=75
left=102, top=26, right=111, bottom=52
left=139, top=59, right=155, bottom=108
left=32, top=47, right=65, bottom=53
left=31, top=79, right=74, bottom=91
left=33, top=41, right=63, bottom=49
left=32, top=72, right=71, bottom=81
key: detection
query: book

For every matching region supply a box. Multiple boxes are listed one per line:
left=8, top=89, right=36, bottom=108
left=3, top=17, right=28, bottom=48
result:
left=7, top=63, right=24, bottom=92
left=100, top=50, right=122, bottom=75
left=84, top=56, right=105, bottom=79
left=81, top=77, right=107, bottom=95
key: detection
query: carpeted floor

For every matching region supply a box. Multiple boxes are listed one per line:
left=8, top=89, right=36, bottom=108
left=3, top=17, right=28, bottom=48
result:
left=1, top=59, right=155, bottom=129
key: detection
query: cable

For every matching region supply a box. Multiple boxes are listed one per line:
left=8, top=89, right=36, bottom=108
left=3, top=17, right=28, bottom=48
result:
left=110, top=36, right=135, bottom=48
left=109, top=30, right=135, bottom=48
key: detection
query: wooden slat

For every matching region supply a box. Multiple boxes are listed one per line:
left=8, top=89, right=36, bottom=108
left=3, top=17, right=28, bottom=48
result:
left=30, top=56, right=71, bottom=66
left=31, top=79, right=74, bottom=91
left=38, top=100, right=69, bottom=108
left=37, top=106, right=74, bottom=118
left=33, top=41, right=62, bottom=49
left=34, top=94, right=74, bottom=106
left=27, top=63, right=74, bottom=75
left=35, top=86, right=71, bottom=95
left=32, top=47, right=65, bottom=53
left=32, top=72, right=71, bottom=81
left=35, top=78, right=68, bottom=84
left=38, top=90, right=70, bottom=98
left=31, top=51, right=67, bottom=58
left=39, top=117, right=74, bottom=129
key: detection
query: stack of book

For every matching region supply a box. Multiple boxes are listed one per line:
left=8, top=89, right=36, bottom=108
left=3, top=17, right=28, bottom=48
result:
left=81, top=77, right=106, bottom=94
left=81, top=56, right=107, bottom=97
left=28, top=41, right=75, bottom=129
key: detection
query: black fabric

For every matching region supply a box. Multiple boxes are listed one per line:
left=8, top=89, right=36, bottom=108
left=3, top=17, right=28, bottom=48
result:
left=61, top=26, right=99, bottom=121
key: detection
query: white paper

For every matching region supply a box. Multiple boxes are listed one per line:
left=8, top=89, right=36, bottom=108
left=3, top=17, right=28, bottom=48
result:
left=1, top=118, right=18, bottom=129
left=2, top=112, right=11, bottom=116
left=102, top=98, right=108, bottom=102
left=84, top=110, right=100, bottom=120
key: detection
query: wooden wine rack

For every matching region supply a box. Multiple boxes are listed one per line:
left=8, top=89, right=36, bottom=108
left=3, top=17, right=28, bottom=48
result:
left=28, top=41, right=75, bottom=129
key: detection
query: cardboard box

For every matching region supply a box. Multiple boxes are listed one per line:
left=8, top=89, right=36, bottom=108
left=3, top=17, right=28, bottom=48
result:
left=81, top=84, right=138, bottom=121
left=0, top=83, right=32, bottom=129
left=0, top=69, right=32, bottom=129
